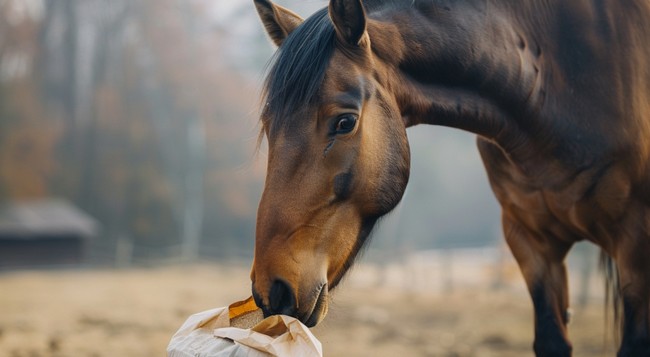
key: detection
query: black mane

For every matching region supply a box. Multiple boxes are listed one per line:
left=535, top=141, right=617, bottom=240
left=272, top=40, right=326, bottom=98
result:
left=261, top=8, right=336, bottom=136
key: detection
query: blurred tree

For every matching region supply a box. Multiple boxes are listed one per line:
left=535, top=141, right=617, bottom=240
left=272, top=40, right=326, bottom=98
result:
left=1, top=0, right=266, bottom=264
left=0, top=0, right=57, bottom=201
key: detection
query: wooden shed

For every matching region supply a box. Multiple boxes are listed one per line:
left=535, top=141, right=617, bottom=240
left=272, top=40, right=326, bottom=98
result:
left=0, top=199, right=99, bottom=269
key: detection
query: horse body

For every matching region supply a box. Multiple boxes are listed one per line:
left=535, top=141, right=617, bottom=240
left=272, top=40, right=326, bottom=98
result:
left=251, top=0, right=650, bottom=355
left=475, top=3, right=650, bottom=354
left=372, top=2, right=650, bottom=353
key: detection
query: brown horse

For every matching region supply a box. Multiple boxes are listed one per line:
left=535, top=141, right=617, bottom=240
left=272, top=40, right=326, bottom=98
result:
left=249, top=0, right=650, bottom=356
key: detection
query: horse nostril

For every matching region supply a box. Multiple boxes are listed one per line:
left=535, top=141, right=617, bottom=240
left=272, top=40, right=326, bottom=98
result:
left=269, top=279, right=296, bottom=316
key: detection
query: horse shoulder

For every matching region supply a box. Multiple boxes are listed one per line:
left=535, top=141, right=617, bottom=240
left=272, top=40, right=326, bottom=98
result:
left=476, top=137, right=646, bottom=248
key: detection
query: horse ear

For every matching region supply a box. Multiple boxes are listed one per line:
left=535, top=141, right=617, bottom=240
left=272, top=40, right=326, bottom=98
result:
left=254, top=0, right=303, bottom=47
left=329, top=0, right=368, bottom=47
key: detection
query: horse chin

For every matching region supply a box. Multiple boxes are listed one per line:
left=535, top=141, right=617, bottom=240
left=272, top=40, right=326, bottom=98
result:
left=302, top=283, right=329, bottom=327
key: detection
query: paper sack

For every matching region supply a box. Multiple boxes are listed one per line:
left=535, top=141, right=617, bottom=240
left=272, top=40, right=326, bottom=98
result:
left=167, top=297, right=322, bottom=357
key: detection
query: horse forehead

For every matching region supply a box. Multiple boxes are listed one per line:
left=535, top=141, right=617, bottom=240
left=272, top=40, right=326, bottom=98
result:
left=324, top=52, right=367, bottom=90
left=321, top=71, right=375, bottom=108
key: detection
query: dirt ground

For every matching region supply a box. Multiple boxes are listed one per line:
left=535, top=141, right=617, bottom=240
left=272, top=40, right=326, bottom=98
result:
left=0, top=263, right=616, bottom=357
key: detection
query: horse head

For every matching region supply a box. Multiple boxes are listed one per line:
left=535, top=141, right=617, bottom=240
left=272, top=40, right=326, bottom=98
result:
left=250, top=0, right=409, bottom=326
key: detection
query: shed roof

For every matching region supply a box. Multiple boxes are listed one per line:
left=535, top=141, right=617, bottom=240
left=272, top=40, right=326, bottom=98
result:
left=0, top=199, right=99, bottom=239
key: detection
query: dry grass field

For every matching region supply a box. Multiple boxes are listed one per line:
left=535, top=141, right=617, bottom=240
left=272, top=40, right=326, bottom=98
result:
left=0, top=262, right=615, bottom=357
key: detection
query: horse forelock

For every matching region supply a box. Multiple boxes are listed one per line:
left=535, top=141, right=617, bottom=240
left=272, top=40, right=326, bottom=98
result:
left=261, top=8, right=336, bottom=138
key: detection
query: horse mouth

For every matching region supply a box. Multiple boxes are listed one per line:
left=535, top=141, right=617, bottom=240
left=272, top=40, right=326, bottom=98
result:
left=302, top=283, right=328, bottom=327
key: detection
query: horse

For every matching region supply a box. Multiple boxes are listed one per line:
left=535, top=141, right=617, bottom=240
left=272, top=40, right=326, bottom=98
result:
left=249, top=0, right=650, bottom=355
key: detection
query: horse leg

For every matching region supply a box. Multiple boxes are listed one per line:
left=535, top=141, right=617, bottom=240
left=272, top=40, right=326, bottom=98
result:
left=503, top=216, right=573, bottom=357
left=615, top=237, right=650, bottom=357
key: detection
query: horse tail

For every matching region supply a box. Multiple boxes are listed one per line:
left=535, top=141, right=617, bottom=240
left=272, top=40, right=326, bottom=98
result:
left=600, top=250, right=622, bottom=346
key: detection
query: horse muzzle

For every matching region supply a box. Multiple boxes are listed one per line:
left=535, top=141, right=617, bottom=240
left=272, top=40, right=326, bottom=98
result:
left=252, top=278, right=329, bottom=327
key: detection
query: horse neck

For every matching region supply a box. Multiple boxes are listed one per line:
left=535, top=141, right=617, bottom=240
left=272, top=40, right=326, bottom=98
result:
left=369, top=0, right=650, bottom=155
left=367, top=1, right=541, bottom=151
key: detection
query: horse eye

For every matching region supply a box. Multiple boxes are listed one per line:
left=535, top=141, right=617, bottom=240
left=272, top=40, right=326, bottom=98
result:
left=335, top=114, right=358, bottom=134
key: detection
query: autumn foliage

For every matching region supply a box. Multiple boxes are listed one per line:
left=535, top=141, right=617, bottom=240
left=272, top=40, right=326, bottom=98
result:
left=0, top=0, right=265, bottom=262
